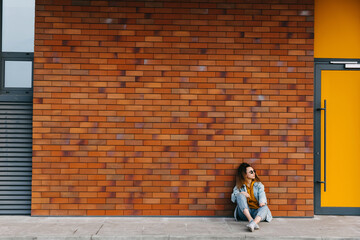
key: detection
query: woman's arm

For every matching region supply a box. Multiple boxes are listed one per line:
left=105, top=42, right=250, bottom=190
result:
left=231, top=186, right=240, bottom=203
left=257, top=182, right=268, bottom=205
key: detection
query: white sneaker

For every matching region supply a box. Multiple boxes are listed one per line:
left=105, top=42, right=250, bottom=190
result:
left=246, top=220, right=256, bottom=232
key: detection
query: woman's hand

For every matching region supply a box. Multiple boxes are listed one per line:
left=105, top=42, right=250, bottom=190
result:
left=240, top=192, right=250, bottom=198
left=259, top=202, right=266, bottom=207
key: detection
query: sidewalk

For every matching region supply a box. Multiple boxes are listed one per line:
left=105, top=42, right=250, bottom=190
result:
left=0, top=215, right=359, bottom=240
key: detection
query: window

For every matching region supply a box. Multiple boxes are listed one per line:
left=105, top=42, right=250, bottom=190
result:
left=0, top=0, right=35, bottom=96
left=4, top=61, right=32, bottom=88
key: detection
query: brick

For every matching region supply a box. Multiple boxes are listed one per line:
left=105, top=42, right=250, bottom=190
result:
left=32, top=0, right=314, bottom=218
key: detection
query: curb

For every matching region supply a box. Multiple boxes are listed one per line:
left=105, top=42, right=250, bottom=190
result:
left=0, top=236, right=359, bottom=240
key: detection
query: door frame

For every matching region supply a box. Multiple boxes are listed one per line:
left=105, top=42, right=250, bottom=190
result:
left=314, top=58, right=360, bottom=215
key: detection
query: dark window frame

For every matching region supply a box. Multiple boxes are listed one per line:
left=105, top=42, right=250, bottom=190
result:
left=0, top=0, right=34, bottom=101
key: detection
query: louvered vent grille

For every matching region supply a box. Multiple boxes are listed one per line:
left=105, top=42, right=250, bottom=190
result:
left=0, top=102, right=32, bottom=215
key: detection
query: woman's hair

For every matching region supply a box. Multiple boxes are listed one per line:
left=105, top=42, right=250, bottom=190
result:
left=236, top=162, right=261, bottom=188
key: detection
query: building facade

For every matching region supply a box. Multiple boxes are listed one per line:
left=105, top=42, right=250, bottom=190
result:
left=0, top=0, right=359, bottom=217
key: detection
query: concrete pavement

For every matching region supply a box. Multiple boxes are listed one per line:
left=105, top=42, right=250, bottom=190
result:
left=0, top=215, right=359, bottom=240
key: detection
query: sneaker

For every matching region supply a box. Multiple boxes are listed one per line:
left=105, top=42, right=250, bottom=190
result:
left=246, top=220, right=256, bottom=232
left=254, top=222, right=260, bottom=230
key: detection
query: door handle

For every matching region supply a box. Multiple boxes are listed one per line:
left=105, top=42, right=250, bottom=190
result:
left=317, top=99, right=327, bottom=192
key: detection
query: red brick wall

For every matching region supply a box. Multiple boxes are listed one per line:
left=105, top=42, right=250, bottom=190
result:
left=32, top=0, right=314, bottom=216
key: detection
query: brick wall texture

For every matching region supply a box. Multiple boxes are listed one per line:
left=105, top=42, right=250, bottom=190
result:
left=32, top=0, right=314, bottom=216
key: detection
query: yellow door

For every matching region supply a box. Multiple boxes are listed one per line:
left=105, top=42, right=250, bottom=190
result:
left=315, top=0, right=360, bottom=214
left=320, top=70, right=360, bottom=209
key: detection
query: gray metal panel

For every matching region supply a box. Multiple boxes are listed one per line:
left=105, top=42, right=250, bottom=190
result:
left=0, top=102, right=32, bottom=215
left=0, top=210, right=31, bottom=214
left=0, top=186, right=31, bottom=190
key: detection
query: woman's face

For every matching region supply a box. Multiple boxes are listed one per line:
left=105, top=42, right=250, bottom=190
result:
left=245, top=167, right=256, bottom=180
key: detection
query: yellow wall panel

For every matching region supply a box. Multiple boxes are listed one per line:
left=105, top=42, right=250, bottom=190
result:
left=315, top=0, right=360, bottom=58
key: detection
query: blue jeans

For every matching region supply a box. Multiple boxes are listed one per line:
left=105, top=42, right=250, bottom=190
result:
left=235, top=193, right=270, bottom=221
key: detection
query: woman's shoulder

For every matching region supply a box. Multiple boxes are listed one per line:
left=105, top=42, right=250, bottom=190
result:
left=253, top=181, right=264, bottom=187
left=233, top=185, right=240, bottom=191
left=232, top=185, right=245, bottom=191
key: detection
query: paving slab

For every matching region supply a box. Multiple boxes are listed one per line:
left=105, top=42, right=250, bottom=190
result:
left=0, top=216, right=358, bottom=240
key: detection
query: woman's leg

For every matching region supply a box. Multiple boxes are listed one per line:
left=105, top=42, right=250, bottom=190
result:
left=235, top=194, right=253, bottom=222
left=253, top=216, right=262, bottom=225
left=235, top=206, right=249, bottom=221
left=243, top=208, right=253, bottom=222
left=253, top=205, right=270, bottom=224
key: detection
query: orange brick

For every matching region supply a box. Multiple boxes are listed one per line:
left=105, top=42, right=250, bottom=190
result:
left=32, top=0, right=314, bottom=218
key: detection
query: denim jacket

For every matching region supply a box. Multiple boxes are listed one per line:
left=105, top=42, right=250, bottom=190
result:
left=231, top=182, right=272, bottom=222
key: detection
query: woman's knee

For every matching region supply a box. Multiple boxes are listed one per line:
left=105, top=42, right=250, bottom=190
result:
left=258, top=205, right=270, bottom=214
left=236, top=193, right=249, bottom=212
left=257, top=205, right=270, bottom=220
left=236, top=193, right=247, bottom=202
left=260, top=205, right=269, bottom=211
